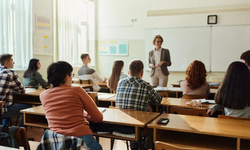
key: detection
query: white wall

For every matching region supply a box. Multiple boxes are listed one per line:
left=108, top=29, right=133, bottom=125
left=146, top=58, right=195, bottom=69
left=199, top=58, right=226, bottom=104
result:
left=96, top=0, right=250, bottom=85
left=16, top=0, right=53, bottom=82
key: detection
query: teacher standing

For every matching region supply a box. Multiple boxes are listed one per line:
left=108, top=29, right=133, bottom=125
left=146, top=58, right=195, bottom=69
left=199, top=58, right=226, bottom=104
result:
left=149, top=35, right=171, bottom=87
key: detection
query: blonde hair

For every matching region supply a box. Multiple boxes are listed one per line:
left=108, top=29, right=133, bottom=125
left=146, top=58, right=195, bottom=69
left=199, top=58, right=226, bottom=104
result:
left=152, top=35, right=163, bottom=45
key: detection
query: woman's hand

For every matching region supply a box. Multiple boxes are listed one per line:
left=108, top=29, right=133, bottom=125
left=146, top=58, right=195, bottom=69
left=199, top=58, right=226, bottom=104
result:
left=150, top=64, right=156, bottom=68
left=158, top=61, right=165, bottom=67
left=206, top=109, right=214, bottom=116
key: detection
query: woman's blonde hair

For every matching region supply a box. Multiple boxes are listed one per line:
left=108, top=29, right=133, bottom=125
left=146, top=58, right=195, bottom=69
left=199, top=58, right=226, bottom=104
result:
left=152, top=35, right=163, bottom=45
left=185, top=60, right=207, bottom=90
left=108, top=60, right=124, bottom=91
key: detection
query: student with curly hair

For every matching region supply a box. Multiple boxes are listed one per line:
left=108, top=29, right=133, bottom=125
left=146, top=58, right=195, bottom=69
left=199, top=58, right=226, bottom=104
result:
left=240, top=50, right=250, bottom=70
left=180, top=60, right=210, bottom=97
left=207, top=62, right=250, bottom=118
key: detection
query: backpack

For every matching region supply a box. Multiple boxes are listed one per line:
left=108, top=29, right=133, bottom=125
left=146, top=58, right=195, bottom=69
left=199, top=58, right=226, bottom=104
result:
left=0, top=125, right=19, bottom=148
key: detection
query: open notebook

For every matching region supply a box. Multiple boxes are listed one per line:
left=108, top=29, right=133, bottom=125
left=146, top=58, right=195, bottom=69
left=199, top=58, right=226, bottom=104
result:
left=98, top=93, right=115, bottom=99
left=98, top=107, right=106, bottom=113
left=196, top=99, right=215, bottom=104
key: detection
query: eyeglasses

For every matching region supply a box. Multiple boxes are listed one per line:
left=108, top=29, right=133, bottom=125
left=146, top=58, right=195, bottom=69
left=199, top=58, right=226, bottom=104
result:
left=70, top=73, right=75, bottom=77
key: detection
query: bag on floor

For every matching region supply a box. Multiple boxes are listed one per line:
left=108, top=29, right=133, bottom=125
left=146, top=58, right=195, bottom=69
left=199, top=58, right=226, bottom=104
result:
left=0, top=125, right=19, bottom=148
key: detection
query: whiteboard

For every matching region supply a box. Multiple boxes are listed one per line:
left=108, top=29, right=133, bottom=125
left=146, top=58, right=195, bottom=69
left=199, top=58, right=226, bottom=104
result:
left=211, top=25, right=250, bottom=72
left=145, top=27, right=211, bottom=72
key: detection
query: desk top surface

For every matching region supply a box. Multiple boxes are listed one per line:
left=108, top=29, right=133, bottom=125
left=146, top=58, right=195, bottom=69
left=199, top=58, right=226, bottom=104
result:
left=21, top=106, right=160, bottom=127
left=161, top=97, right=214, bottom=109
left=148, top=113, right=250, bottom=139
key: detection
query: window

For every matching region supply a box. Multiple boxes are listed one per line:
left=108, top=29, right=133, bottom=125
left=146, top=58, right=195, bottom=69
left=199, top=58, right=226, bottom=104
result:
left=0, top=0, right=33, bottom=69
left=55, top=0, right=95, bottom=67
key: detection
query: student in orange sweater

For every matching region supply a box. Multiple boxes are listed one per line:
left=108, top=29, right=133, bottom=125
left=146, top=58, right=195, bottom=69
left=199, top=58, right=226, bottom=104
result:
left=40, top=61, right=103, bottom=150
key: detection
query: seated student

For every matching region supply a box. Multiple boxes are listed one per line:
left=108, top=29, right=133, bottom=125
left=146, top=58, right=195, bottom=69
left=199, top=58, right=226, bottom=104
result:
left=78, top=53, right=109, bottom=92
left=116, top=59, right=162, bottom=150
left=40, top=61, right=103, bottom=150
left=23, top=58, right=47, bottom=89
left=180, top=60, right=210, bottom=98
left=0, top=54, right=31, bottom=126
left=107, top=60, right=128, bottom=91
left=240, top=50, right=250, bottom=70
left=207, top=62, right=250, bottom=118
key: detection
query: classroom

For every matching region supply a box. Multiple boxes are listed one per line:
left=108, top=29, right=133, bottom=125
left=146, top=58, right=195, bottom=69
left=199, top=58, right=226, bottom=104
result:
left=1, top=0, right=250, bottom=150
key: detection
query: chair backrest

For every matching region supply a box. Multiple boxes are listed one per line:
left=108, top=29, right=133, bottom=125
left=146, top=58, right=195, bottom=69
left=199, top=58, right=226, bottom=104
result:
left=88, top=92, right=99, bottom=106
left=79, top=79, right=93, bottom=84
left=170, top=107, right=207, bottom=116
left=182, top=94, right=208, bottom=99
left=15, top=127, right=30, bottom=150
left=159, top=92, right=169, bottom=97
left=155, top=141, right=200, bottom=150
left=218, top=115, right=250, bottom=120
left=208, top=76, right=224, bottom=83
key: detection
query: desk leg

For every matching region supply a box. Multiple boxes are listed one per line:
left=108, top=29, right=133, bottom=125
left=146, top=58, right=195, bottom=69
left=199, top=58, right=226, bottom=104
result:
left=111, top=101, right=114, bottom=106
left=237, top=138, right=240, bottom=150
left=110, top=138, right=115, bottom=150
left=156, top=105, right=159, bottom=112
left=139, top=127, right=143, bottom=150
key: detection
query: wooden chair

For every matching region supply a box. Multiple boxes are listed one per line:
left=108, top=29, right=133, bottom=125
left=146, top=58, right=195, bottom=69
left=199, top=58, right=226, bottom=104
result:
left=79, top=79, right=93, bottom=84
left=218, top=115, right=250, bottom=120
left=182, top=94, right=208, bottom=99
left=15, top=127, right=39, bottom=150
left=170, top=107, right=207, bottom=116
left=155, top=141, right=200, bottom=150
left=88, top=92, right=99, bottom=106
left=159, top=92, right=169, bottom=97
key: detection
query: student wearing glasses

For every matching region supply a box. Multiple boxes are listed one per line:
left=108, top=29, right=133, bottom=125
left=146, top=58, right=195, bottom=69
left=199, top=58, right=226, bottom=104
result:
left=148, top=35, right=171, bottom=87
left=40, top=61, right=103, bottom=149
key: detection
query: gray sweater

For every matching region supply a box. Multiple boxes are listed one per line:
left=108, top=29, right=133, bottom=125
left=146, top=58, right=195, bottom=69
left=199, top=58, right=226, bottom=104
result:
left=23, top=72, right=47, bottom=89
left=211, top=104, right=250, bottom=118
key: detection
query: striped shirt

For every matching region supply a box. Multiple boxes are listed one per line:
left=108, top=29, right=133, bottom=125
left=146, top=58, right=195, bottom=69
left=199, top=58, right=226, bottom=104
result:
left=115, top=76, right=162, bottom=111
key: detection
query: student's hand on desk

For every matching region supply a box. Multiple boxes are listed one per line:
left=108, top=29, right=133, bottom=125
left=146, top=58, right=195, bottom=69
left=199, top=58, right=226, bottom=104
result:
left=149, top=64, right=156, bottom=69
left=103, top=77, right=107, bottom=82
left=83, top=111, right=91, bottom=119
left=206, top=109, right=214, bottom=116
left=158, top=61, right=165, bottom=67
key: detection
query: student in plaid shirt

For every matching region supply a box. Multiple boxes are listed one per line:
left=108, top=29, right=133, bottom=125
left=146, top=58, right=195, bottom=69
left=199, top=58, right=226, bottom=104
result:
left=115, top=59, right=162, bottom=150
left=0, top=54, right=31, bottom=126
left=116, top=59, right=162, bottom=111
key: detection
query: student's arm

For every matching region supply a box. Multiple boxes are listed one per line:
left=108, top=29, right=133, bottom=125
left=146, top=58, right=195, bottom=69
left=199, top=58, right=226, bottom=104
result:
left=34, top=72, right=47, bottom=88
left=147, top=85, right=163, bottom=105
left=77, top=88, right=103, bottom=122
left=207, top=104, right=223, bottom=116
left=92, top=72, right=106, bottom=82
left=12, top=72, right=25, bottom=94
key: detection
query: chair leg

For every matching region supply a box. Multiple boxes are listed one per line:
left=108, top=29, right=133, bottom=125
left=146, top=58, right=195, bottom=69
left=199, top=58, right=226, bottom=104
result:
left=110, top=138, right=115, bottom=150
left=126, top=140, right=129, bottom=150
left=15, top=115, right=20, bottom=126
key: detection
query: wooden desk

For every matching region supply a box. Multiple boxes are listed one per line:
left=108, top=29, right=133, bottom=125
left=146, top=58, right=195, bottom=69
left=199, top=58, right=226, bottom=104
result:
left=159, top=97, right=214, bottom=112
left=148, top=114, right=250, bottom=150
left=155, top=87, right=218, bottom=98
left=171, top=83, right=220, bottom=89
left=96, top=82, right=108, bottom=88
left=98, top=93, right=116, bottom=106
left=21, top=106, right=160, bottom=142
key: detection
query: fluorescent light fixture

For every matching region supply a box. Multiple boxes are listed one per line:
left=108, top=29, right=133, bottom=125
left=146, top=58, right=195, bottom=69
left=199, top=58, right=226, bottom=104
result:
left=147, top=4, right=250, bottom=16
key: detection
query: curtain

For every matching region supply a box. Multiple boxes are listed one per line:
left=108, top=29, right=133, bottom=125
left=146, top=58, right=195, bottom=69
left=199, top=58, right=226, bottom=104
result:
left=0, top=0, right=32, bottom=68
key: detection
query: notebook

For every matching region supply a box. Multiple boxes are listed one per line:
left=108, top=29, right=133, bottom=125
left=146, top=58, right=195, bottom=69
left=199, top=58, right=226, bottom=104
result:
left=196, top=99, right=215, bottom=104
left=98, top=107, right=106, bottom=113
left=98, top=93, right=115, bottom=99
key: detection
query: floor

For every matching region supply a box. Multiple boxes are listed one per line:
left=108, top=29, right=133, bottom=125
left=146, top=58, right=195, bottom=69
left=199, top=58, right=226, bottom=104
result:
left=26, top=127, right=130, bottom=150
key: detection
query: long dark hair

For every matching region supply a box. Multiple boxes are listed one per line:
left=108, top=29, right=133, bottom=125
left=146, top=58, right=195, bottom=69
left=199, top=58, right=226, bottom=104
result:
left=23, top=59, right=39, bottom=78
left=108, top=60, right=124, bottom=91
left=215, top=61, right=250, bottom=109
left=47, top=61, right=73, bottom=87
